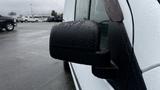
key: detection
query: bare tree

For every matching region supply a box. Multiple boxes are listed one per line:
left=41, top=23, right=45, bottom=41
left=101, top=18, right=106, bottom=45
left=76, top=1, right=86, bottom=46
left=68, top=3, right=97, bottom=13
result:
left=51, top=10, right=57, bottom=17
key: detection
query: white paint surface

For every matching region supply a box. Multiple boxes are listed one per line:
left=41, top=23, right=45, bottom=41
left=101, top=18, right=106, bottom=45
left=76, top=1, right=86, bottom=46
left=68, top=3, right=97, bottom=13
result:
left=130, top=0, right=160, bottom=70
left=129, top=0, right=160, bottom=89
left=71, top=63, right=114, bottom=90
left=143, top=67, right=160, bottom=90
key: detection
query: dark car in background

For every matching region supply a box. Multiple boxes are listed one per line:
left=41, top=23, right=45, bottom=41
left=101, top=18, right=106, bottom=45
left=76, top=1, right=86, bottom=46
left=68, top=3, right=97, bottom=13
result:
left=46, top=16, right=55, bottom=22
left=0, top=15, right=16, bottom=31
left=55, top=15, right=63, bottom=22
left=46, top=15, right=63, bottom=22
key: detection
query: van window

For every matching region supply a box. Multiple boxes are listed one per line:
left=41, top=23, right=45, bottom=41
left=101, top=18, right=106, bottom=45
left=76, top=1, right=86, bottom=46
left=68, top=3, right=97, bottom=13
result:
left=90, top=0, right=109, bottom=49
left=90, top=0, right=109, bottom=23
left=63, top=0, right=75, bottom=21
left=75, top=0, right=90, bottom=20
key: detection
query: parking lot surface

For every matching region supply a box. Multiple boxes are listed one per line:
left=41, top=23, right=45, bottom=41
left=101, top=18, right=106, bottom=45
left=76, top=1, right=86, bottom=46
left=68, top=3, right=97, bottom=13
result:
left=0, top=23, right=75, bottom=90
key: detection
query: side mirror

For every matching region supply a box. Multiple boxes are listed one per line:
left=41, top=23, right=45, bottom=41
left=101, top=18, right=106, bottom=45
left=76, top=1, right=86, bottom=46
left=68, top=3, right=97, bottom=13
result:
left=50, top=21, right=110, bottom=66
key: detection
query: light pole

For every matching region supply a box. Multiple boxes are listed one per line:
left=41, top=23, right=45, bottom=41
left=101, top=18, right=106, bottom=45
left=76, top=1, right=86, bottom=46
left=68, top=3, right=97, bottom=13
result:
left=30, top=3, right=33, bottom=16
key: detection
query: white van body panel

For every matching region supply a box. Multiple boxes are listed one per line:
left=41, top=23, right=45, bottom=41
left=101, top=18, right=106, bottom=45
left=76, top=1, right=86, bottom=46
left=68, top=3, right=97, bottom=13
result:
left=130, top=0, right=160, bottom=70
left=129, top=0, right=160, bottom=89
left=71, top=63, right=114, bottom=90
left=143, top=67, right=160, bottom=90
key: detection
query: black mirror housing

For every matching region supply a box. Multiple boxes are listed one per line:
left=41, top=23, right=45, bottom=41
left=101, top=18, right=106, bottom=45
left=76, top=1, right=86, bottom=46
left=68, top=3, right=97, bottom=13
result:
left=50, top=21, right=100, bottom=51
left=50, top=21, right=110, bottom=66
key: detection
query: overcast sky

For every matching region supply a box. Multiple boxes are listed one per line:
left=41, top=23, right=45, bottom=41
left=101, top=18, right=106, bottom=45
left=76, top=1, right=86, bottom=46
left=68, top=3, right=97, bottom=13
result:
left=0, top=0, right=65, bottom=16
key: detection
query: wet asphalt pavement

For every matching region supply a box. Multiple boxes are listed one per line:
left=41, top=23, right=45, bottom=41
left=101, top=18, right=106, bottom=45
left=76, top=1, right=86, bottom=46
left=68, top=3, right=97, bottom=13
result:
left=0, top=23, right=75, bottom=90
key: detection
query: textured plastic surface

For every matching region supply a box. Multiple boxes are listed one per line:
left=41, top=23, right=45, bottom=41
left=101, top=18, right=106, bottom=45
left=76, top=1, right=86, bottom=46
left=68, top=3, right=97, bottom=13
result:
left=50, top=21, right=100, bottom=51
left=50, top=21, right=110, bottom=66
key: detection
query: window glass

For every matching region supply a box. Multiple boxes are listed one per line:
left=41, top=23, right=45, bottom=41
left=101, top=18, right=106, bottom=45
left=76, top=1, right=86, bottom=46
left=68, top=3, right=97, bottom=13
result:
left=75, top=0, right=90, bottom=20
left=90, top=0, right=109, bottom=49
left=63, top=0, right=75, bottom=21
left=90, top=0, right=109, bottom=23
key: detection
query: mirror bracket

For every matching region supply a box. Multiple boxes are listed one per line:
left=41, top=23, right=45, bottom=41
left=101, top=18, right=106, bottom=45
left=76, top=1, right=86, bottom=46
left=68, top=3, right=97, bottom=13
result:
left=92, top=60, right=119, bottom=79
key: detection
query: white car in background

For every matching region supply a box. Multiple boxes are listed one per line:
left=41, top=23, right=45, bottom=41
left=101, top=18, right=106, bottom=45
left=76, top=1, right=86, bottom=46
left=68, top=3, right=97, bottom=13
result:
left=24, top=16, right=40, bottom=22
left=17, top=16, right=40, bottom=22
left=50, top=0, right=160, bottom=90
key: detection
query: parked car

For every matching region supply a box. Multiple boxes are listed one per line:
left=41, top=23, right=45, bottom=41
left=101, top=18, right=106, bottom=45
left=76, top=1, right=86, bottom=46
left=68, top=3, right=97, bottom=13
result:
left=46, top=16, right=55, bottom=22
left=54, top=15, right=63, bottom=22
left=33, top=16, right=44, bottom=22
left=47, top=15, right=63, bottom=22
left=0, top=14, right=16, bottom=31
left=16, top=16, right=24, bottom=23
left=17, top=16, right=40, bottom=23
left=50, top=0, right=160, bottom=90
